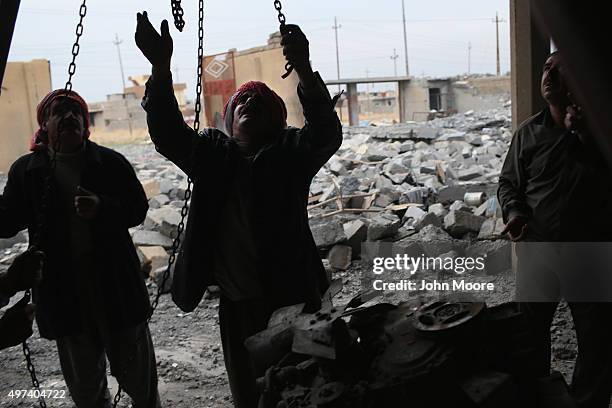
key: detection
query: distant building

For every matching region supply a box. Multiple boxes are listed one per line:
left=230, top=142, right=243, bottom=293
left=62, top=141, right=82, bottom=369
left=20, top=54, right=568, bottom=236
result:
left=0, top=59, right=51, bottom=172
left=88, top=75, right=188, bottom=132
left=202, top=32, right=304, bottom=130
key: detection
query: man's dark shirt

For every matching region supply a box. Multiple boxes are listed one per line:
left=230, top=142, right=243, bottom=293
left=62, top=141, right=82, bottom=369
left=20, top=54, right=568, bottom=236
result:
left=498, top=108, right=612, bottom=241
left=0, top=141, right=150, bottom=339
left=142, top=72, right=342, bottom=312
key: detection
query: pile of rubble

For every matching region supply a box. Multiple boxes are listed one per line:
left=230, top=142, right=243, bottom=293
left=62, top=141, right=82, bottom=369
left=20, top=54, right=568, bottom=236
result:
left=96, top=108, right=513, bottom=289
left=306, top=107, right=511, bottom=276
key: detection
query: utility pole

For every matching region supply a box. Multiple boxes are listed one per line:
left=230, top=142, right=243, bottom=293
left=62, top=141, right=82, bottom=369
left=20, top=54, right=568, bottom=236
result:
left=113, top=33, right=132, bottom=135
left=493, top=12, right=505, bottom=76
left=174, top=65, right=180, bottom=82
left=468, top=42, right=471, bottom=75
left=401, top=0, right=410, bottom=77
left=390, top=48, right=399, bottom=77
left=332, top=16, right=342, bottom=120
left=365, top=68, right=371, bottom=115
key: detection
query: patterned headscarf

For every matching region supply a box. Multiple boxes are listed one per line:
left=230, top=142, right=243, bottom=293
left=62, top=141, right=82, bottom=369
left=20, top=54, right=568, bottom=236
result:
left=222, top=81, right=287, bottom=136
left=30, top=89, right=90, bottom=151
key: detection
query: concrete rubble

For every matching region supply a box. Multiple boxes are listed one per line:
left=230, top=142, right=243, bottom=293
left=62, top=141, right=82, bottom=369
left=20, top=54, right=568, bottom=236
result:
left=0, top=107, right=514, bottom=292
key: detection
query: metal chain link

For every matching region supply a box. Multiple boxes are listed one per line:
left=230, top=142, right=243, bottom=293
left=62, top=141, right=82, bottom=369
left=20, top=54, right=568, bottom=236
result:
left=111, top=0, right=204, bottom=405
left=65, top=1, right=87, bottom=91
left=170, top=0, right=185, bottom=31
left=274, top=0, right=293, bottom=79
left=20, top=3, right=87, bottom=407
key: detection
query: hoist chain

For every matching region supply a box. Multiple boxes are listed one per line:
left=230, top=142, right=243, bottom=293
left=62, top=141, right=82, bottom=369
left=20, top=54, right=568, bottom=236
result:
left=65, top=1, right=87, bottom=91
left=111, top=0, right=204, bottom=405
left=274, top=0, right=293, bottom=79
left=20, top=2, right=87, bottom=406
left=171, top=0, right=185, bottom=32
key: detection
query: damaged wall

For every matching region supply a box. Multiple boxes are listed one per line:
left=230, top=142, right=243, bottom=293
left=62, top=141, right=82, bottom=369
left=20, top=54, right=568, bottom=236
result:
left=0, top=59, right=51, bottom=172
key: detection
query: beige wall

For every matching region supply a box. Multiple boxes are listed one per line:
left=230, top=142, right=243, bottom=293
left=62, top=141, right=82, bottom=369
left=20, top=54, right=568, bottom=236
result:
left=453, top=76, right=511, bottom=113
left=0, top=60, right=52, bottom=172
left=403, top=79, right=430, bottom=121
left=233, top=47, right=304, bottom=127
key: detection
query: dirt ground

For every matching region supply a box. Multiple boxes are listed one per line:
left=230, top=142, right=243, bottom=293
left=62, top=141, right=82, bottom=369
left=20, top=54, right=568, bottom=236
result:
left=0, top=141, right=580, bottom=407
left=0, top=264, right=578, bottom=408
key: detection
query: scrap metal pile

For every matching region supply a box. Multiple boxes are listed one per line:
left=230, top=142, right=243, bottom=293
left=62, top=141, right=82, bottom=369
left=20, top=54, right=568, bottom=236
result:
left=248, top=285, right=576, bottom=408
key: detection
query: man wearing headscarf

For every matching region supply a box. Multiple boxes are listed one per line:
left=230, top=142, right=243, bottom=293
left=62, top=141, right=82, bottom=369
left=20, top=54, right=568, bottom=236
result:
left=0, top=89, right=161, bottom=407
left=136, top=12, right=342, bottom=407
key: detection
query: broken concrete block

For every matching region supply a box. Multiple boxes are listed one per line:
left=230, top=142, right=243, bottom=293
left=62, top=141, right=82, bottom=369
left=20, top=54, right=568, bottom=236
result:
left=415, top=211, right=443, bottom=231
left=145, top=207, right=182, bottom=237
left=374, top=194, right=393, bottom=208
left=327, top=245, right=352, bottom=271
left=384, top=159, right=410, bottom=175
left=457, top=167, right=483, bottom=181
left=367, top=212, right=401, bottom=241
left=444, top=210, right=486, bottom=237
left=402, top=206, right=427, bottom=225
left=343, top=219, right=367, bottom=256
left=149, top=194, right=170, bottom=209
left=450, top=200, right=471, bottom=212
left=420, top=164, right=437, bottom=175
left=328, top=156, right=347, bottom=175
left=428, top=203, right=448, bottom=218
left=141, top=179, right=160, bottom=200
left=386, top=172, right=409, bottom=185
left=339, top=176, right=360, bottom=195
left=478, top=218, right=506, bottom=239
left=132, top=230, right=173, bottom=249
left=310, top=219, right=346, bottom=248
left=151, top=264, right=174, bottom=293
left=159, top=179, right=174, bottom=195
left=414, top=126, right=438, bottom=140
left=137, top=245, right=169, bottom=276
left=438, top=185, right=467, bottom=203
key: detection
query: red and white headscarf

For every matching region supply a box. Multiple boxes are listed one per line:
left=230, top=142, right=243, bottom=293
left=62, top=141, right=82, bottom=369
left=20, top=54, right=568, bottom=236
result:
left=30, top=89, right=90, bottom=152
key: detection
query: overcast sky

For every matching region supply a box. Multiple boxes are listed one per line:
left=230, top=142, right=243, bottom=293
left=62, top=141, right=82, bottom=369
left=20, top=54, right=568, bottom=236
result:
left=8, top=0, right=511, bottom=102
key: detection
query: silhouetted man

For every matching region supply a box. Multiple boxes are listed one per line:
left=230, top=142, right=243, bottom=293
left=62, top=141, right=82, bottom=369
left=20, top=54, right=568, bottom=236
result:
left=498, top=51, right=612, bottom=408
left=135, top=12, right=342, bottom=407
left=0, top=90, right=160, bottom=407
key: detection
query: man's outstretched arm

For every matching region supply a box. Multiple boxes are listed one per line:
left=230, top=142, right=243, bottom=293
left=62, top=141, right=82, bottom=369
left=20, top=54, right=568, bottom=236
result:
left=281, top=25, right=342, bottom=179
left=136, top=11, right=203, bottom=178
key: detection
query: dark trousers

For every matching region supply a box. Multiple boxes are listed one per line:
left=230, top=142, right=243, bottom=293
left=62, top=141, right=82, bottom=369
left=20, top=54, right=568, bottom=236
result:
left=219, top=296, right=272, bottom=408
left=520, top=302, right=612, bottom=408
left=56, top=322, right=161, bottom=408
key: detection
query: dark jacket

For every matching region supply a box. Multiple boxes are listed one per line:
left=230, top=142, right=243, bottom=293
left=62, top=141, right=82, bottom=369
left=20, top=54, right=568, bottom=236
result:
left=0, top=141, right=150, bottom=339
left=498, top=108, right=612, bottom=241
left=142, top=72, right=342, bottom=312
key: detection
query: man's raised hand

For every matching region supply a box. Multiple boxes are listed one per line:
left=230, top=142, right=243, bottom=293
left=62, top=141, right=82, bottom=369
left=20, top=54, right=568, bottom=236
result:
left=135, top=11, right=173, bottom=74
left=280, top=24, right=310, bottom=73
